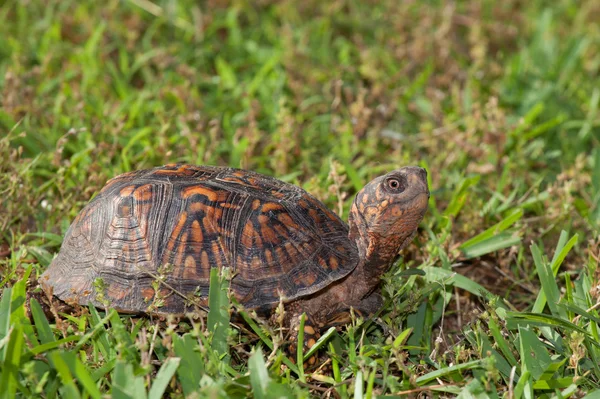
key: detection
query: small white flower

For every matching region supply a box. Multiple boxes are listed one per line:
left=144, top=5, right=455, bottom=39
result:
left=41, top=199, right=52, bottom=210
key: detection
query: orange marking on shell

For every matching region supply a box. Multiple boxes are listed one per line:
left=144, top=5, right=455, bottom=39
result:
left=154, top=164, right=196, bottom=176
left=261, top=202, right=283, bottom=212
left=247, top=177, right=258, bottom=185
left=184, top=255, right=197, bottom=279
left=220, top=176, right=246, bottom=185
left=277, top=213, right=299, bottom=230
left=241, top=223, right=255, bottom=248
left=258, top=214, right=270, bottom=224
left=284, top=242, right=298, bottom=257
left=270, top=190, right=285, bottom=199
left=219, top=202, right=240, bottom=209
left=182, top=186, right=218, bottom=201
left=276, top=247, right=289, bottom=265
left=264, top=249, right=273, bottom=265
left=190, top=220, right=203, bottom=243
left=252, top=199, right=261, bottom=210
left=251, top=256, right=262, bottom=270
left=119, top=186, right=135, bottom=197
left=261, top=226, right=279, bottom=244
left=303, top=273, right=319, bottom=288
left=272, top=224, right=290, bottom=241
left=308, top=208, right=320, bottom=222
left=133, top=185, right=153, bottom=201
left=175, top=232, right=188, bottom=265
left=106, top=285, right=128, bottom=301
left=154, top=169, right=176, bottom=175
left=137, top=201, right=151, bottom=235
left=233, top=171, right=245, bottom=177
left=167, top=212, right=188, bottom=250
left=295, top=270, right=316, bottom=286
left=329, top=255, right=339, bottom=270
left=201, top=251, right=210, bottom=267
left=316, top=255, right=328, bottom=269
left=142, top=287, right=154, bottom=301
left=254, top=233, right=263, bottom=248
left=119, top=205, right=131, bottom=216
left=211, top=206, right=224, bottom=221
left=211, top=241, right=223, bottom=267
left=188, top=201, right=204, bottom=213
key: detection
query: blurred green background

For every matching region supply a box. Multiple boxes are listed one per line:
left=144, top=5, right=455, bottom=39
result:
left=1, top=0, right=599, bottom=397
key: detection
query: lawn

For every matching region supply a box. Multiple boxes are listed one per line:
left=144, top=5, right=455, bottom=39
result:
left=1, top=0, right=599, bottom=397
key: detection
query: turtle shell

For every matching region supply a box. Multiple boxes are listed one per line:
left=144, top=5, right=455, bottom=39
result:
left=40, top=164, right=359, bottom=313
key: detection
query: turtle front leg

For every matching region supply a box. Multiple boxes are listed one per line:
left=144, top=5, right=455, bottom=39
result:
left=353, top=292, right=384, bottom=319
left=319, top=292, right=384, bottom=328
left=287, top=311, right=321, bottom=367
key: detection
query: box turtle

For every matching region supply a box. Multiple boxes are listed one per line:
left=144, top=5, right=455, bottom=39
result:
left=41, top=163, right=429, bottom=351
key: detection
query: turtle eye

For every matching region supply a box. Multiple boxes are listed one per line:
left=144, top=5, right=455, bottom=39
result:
left=385, top=177, right=406, bottom=193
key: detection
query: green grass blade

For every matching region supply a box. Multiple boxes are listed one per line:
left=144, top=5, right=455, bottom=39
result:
left=461, top=232, right=522, bottom=259
left=304, top=326, right=335, bottom=360
left=297, top=312, right=306, bottom=381
left=514, top=370, right=532, bottom=399
left=49, top=351, right=81, bottom=399
left=72, top=353, right=102, bottom=399
left=329, top=342, right=347, bottom=399
left=518, top=326, right=552, bottom=380
left=238, top=309, right=274, bottom=350
left=74, top=308, right=117, bottom=355
left=148, top=357, right=180, bottom=399
left=87, top=306, right=113, bottom=360
left=487, top=318, right=518, bottom=367
left=112, top=361, right=147, bottom=399
left=173, top=334, right=203, bottom=396
left=549, top=233, right=578, bottom=272
left=444, top=176, right=480, bottom=217
left=507, top=312, right=594, bottom=340
left=207, top=267, right=230, bottom=364
left=415, top=360, right=483, bottom=384
left=531, top=243, right=566, bottom=319
left=532, top=232, right=578, bottom=314
left=460, top=208, right=523, bottom=249
left=0, top=288, right=12, bottom=362
left=354, top=370, right=364, bottom=399
left=248, top=348, right=269, bottom=399
left=422, top=266, right=494, bottom=301
left=29, top=335, right=80, bottom=356
left=30, top=298, right=55, bottom=345
left=0, top=324, right=24, bottom=399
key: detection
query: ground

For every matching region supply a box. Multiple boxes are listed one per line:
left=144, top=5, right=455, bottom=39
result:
left=0, top=0, right=599, bottom=397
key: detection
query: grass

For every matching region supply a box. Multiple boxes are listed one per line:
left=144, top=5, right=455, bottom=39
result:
left=0, top=0, right=599, bottom=397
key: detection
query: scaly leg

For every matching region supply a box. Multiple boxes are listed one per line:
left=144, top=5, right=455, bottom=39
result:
left=287, top=312, right=321, bottom=367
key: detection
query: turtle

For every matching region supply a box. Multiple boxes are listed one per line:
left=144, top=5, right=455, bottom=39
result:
left=40, top=163, right=429, bottom=352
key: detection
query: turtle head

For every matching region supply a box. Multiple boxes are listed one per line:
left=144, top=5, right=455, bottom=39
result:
left=348, top=167, right=429, bottom=277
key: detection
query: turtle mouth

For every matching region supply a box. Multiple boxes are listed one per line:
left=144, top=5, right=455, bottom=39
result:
left=413, top=191, right=430, bottom=212
left=360, top=191, right=429, bottom=218
left=397, top=190, right=430, bottom=206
